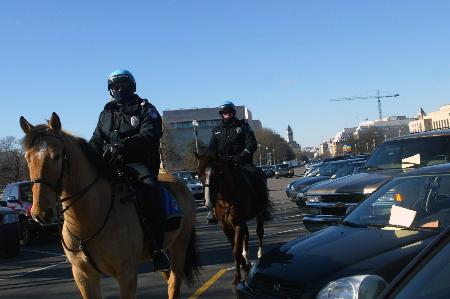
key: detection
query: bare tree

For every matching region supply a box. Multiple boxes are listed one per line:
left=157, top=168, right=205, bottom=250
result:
left=183, top=139, right=208, bottom=171
left=160, top=121, right=182, bottom=171
left=254, top=128, right=295, bottom=165
left=0, top=136, right=28, bottom=188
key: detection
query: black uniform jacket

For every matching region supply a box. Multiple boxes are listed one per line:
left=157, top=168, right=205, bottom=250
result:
left=209, top=118, right=257, bottom=164
left=88, top=94, right=162, bottom=171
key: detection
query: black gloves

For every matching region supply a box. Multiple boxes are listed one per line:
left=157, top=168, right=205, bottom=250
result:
left=103, top=143, right=124, bottom=168
left=232, top=151, right=249, bottom=165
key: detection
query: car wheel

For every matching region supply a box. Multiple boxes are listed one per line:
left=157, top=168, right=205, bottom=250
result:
left=5, top=240, right=20, bottom=257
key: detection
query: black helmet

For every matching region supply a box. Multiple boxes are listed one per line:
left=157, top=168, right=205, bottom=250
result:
left=107, top=69, right=136, bottom=92
left=219, top=101, right=236, bottom=115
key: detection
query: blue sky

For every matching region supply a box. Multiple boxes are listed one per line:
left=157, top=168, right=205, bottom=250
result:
left=2, top=1, right=450, bottom=146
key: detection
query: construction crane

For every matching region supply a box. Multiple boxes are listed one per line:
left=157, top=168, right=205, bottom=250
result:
left=329, top=90, right=399, bottom=120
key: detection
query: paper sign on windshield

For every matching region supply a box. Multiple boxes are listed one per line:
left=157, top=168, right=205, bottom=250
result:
left=402, top=154, right=420, bottom=168
left=389, top=205, right=416, bottom=227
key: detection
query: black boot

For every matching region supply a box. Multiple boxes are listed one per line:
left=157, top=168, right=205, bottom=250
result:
left=145, top=182, right=171, bottom=272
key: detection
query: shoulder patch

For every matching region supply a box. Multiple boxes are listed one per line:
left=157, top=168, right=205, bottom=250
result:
left=148, top=107, right=159, bottom=119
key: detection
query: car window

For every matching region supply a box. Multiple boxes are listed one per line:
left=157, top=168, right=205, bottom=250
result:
left=2, top=185, right=11, bottom=200
left=345, top=174, right=450, bottom=229
left=10, top=185, right=19, bottom=200
left=393, top=240, right=450, bottom=299
left=20, top=184, right=33, bottom=203
left=365, top=136, right=450, bottom=170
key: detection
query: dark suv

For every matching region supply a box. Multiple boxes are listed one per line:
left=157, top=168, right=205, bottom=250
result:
left=303, top=130, right=450, bottom=232
left=1, top=181, right=62, bottom=244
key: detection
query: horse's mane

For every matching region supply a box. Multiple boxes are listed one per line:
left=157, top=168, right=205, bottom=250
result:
left=22, top=124, right=108, bottom=177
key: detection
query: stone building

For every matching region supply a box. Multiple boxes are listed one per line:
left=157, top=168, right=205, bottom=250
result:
left=409, top=105, right=450, bottom=133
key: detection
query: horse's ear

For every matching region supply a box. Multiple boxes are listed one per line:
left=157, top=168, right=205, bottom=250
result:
left=20, top=116, right=34, bottom=134
left=49, top=112, right=61, bottom=133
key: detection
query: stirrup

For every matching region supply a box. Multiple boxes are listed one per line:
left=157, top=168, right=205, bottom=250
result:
left=153, top=249, right=170, bottom=272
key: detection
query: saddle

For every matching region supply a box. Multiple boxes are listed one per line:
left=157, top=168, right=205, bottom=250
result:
left=110, top=164, right=183, bottom=233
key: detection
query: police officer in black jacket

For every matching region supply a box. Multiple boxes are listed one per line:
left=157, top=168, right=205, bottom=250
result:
left=88, top=69, right=170, bottom=271
left=206, top=101, right=271, bottom=223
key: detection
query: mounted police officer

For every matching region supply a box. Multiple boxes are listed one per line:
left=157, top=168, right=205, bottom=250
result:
left=206, top=101, right=271, bottom=223
left=88, top=69, right=170, bottom=271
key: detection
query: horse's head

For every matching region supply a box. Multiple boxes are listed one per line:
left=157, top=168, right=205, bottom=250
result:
left=20, top=112, right=66, bottom=225
left=195, top=152, right=237, bottom=206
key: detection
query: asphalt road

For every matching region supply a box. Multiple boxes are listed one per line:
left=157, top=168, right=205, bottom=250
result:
left=0, top=171, right=309, bottom=298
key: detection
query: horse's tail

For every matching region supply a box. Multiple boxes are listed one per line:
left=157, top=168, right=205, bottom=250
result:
left=183, top=227, right=201, bottom=285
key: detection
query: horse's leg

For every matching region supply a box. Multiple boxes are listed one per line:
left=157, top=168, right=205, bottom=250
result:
left=241, top=223, right=251, bottom=272
left=72, top=265, right=102, bottom=299
left=232, top=224, right=246, bottom=285
left=116, top=267, right=138, bottom=299
left=256, top=212, right=264, bottom=258
left=168, top=235, right=190, bottom=299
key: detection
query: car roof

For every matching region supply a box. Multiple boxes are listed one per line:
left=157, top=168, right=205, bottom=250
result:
left=386, top=129, right=450, bottom=142
left=397, top=162, right=450, bottom=177
left=323, top=157, right=366, bottom=165
left=6, top=180, right=31, bottom=186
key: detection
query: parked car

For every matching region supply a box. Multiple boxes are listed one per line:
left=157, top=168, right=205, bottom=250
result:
left=181, top=177, right=204, bottom=200
left=379, top=225, right=450, bottom=299
left=237, top=163, right=450, bottom=299
left=274, top=164, right=291, bottom=179
left=291, top=159, right=367, bottom=208
left=1, top=181, right=62, bottom=244
left=303, top=130, right=450, bottom=232
left=257, top=166, right=275, bottom=178
left=0, top=204, right=21, bottom=257
left=172, top=171, right=199, bottom=180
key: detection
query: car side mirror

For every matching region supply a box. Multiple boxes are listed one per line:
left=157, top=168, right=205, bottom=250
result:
left=7, top=196, right=18, bottom=202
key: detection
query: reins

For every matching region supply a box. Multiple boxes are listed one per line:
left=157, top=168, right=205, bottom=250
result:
left=29, top=133, right=111, bottom=273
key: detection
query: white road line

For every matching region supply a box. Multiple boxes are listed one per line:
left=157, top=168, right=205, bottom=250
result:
left=21, top=248, right=66, bottom=257
left=0, top=261, right=68, bottom=281
left=265, top=227, right=304, bottom=237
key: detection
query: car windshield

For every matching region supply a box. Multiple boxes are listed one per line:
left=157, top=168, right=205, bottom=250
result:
left=344, top=173, right=450, bottom=230
left=393, top=238, right=450, bottom=299
left=21, top=184, right=33, bottom=203
left=277, top=164, right=289, bottom=170
left=332, top=162, right=364, bottom=178
left=364, top=136, right=450, bottom=170
left=317, top=162, right=343, bottom=177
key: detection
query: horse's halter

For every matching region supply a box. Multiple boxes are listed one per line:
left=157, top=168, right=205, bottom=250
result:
left=29, top=133, right=100, bottom=209
left=30, top=134, right=69, bottom=197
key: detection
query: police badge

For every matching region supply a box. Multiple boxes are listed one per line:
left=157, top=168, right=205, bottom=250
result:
left=130, top=116, right=139, bottom=127
left=236, top=127, right=242, bottom=134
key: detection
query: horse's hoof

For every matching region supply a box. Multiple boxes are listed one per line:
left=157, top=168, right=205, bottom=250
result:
left=232, top=274, right=241, bottom=285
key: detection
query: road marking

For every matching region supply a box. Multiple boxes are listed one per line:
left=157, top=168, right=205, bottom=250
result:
left=188, top=268, right=228, bottom=298
left=265, top=227, right=304, bottom=236
left=0, top=261, right=67, bottom=281
left=22, top=248, right=66, bottom=257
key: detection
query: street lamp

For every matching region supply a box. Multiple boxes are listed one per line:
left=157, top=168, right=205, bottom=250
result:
left=258, top=144, right=262, bottom=166
left=192, top=120, right=199, bottom=154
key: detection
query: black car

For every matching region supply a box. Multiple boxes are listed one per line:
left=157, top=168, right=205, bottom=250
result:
left=237, top=163, right=450, bottom=299
left=304, top=130, right=450, bottom=232
left=286, top=158, right=366, bottom=205
left=380, top=226, right=450, bottom=299
left=0, top=205, right=21, bottom=257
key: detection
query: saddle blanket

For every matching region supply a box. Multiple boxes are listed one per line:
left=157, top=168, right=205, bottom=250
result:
left=161, top=186, right=183, bottom=231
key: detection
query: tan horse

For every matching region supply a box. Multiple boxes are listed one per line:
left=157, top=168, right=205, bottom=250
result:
left=195, top=153, right=268, bottom=285
left=20, top=112, right=199, bottom=299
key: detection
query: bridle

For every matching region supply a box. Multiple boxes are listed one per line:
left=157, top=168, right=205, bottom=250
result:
left=29, top=133, right=108, bottom=273
left=30, top=134, right=101, bottom=213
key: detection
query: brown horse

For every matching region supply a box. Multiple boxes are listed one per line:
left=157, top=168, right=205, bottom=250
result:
left=19, top=112, right=199, bottom=299
left=195, top=153, right=268, bottom=285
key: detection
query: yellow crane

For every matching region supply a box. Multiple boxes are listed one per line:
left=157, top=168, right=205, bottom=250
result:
left=329, top=90, right=399, bottom=120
